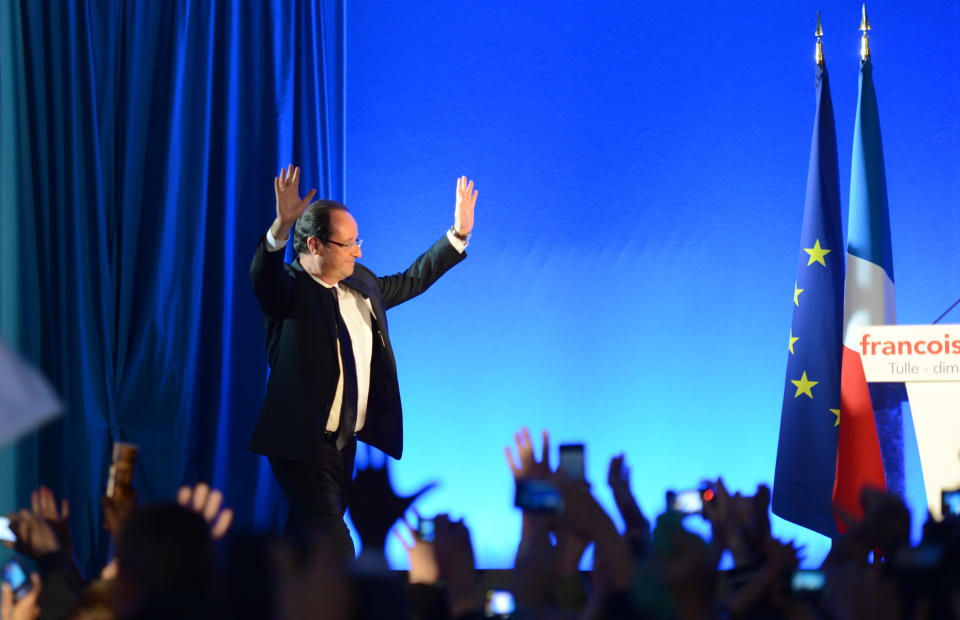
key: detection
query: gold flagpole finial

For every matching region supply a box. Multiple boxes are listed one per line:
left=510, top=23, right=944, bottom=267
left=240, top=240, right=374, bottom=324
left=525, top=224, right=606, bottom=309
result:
left=860, top=4, right=871, bottom=61
left=815, top=11, right=824, bottom=66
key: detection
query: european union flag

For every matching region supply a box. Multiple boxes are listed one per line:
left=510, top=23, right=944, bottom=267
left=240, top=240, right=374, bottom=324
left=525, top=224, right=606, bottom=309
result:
left=772, top=62, right=844, bottom=538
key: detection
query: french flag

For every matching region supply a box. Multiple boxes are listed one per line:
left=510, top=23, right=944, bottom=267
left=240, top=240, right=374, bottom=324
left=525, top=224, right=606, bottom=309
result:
left=833, top=56, right=897, bottom=529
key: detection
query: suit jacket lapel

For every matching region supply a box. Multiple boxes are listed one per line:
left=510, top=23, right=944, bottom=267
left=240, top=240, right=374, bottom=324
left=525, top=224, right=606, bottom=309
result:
left=292, top=258, right=339, bottom=349
left=342, top=274, right=386, bottom=326
left=341, top=275, right=374, bottom=300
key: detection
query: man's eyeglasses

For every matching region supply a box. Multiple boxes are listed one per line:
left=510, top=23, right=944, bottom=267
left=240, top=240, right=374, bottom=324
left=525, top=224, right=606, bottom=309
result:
left=325, top=238, right=363, bottom=250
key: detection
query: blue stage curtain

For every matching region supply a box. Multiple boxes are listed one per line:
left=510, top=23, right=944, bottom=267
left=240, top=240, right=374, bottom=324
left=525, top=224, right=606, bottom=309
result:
left=0, top=0, right=344, bottom=573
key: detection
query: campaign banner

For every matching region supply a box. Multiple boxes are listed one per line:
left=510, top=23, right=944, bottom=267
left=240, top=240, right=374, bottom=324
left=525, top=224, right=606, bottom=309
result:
left=853, top=324, right=960, bottom=520
left=854, top=324, right=960, bottom=382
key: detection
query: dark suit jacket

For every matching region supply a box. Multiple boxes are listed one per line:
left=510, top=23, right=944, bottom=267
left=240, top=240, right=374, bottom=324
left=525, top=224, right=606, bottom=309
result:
left=249, top=233, right=465, bottom=461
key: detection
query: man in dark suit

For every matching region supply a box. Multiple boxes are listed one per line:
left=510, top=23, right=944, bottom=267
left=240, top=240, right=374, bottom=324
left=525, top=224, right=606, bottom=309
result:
left=249, top=164, right=477, bottom=561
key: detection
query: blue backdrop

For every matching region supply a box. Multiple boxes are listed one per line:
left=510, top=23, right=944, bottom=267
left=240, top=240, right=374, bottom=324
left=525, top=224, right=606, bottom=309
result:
left=0, top=0, right=345, bottom=571
left=2, top=0, right=958, bottom=571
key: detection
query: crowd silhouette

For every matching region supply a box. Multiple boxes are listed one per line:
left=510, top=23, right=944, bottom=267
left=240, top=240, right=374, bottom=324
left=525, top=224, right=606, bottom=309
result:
left=2, top=428, right=958, bottom=619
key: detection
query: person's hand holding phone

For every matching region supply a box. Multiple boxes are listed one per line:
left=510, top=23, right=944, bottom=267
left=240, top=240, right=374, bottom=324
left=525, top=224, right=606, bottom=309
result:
left=552, top=444, right=589, bottom=578
left=0, top=564, right=40, bottom=620
left=101, top=492, right=137, bottom=543
left=102, top=441, right=139, bottom=546
left=395, top=516, right=438, bottom=585
left=507, top=427, right=557, bottom=611
left=701, top=478, right=742, bottom=564
left=557, top=479, right=633, bottom=591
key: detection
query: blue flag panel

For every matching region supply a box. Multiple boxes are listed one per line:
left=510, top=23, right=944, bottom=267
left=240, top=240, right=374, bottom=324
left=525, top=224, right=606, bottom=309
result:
left=773, top=64, right=844, bottom=538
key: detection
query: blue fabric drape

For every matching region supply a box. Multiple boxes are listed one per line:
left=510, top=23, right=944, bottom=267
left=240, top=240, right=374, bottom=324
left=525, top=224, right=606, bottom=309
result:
left=0, top=0, right=344, bottom=573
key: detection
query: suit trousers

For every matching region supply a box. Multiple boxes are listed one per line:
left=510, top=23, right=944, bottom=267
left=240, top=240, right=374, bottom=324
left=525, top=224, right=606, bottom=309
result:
left=269, top=437, right=357, bottom=564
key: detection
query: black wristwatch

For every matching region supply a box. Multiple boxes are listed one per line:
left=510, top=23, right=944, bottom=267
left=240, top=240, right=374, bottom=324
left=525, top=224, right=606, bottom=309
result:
left=449, top=226, right=470, bottom=242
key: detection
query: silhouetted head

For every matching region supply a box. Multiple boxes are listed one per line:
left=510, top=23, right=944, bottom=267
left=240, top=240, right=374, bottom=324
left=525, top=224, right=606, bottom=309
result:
left=114, top=503, right=215, bottom=617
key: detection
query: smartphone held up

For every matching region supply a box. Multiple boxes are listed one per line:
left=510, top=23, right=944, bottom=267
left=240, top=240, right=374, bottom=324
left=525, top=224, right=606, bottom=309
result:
left=105, top=442, right=139, bottom=499
left=515, top=479, right=563, bottom=515
left=2, top=558, right=31, bottom=601
left=666, top=483, right=716, bottom=515
left=558, top=443, right=585, bottom=481
left=0, top=516, right=16, bottom=543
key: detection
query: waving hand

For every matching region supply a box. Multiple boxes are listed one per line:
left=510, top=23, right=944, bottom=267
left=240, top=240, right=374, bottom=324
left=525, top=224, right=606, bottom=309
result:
left=453, top=176, right=477, bottom=237
left=271, top=164, right=317, bottom=241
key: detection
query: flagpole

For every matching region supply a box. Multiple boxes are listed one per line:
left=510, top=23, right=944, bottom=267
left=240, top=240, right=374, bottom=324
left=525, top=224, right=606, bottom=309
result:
left=860, top=4, right=871, bottom=61
left=816, top=12, right=824, bottom=67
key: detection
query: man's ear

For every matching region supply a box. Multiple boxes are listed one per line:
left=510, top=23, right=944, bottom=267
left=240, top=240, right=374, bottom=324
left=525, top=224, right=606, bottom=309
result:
left=306, top=237, right=321, bottom=255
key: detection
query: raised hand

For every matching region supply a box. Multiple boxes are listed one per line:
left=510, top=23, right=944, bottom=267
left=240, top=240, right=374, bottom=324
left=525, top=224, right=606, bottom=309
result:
left=31, top=486, right=71, bottom=554
left=557, top=480, right=615, bottom=541
left=828, top=486, right=910, bottom=567
left=272, top=164, right=317, bottom=239
left=702, top=480, right=772, bottom=569
left=505, top=428, right=551, bottom=480
left=433, top=515, right=480, bottom=617
left=395, top=517, right=438, bottom=584
left=348, top=458, right=436, bottom=553
left=556, top=480, right=633, bottom=590
left=176, top=482, right=234, bottom=540
left=453, top=176, right=477, bottom=237
left=607, top=454, right=649, bottom=535
left=101, top=491, right=137, bottom=541
left=553, top=518, right=589, bottom=578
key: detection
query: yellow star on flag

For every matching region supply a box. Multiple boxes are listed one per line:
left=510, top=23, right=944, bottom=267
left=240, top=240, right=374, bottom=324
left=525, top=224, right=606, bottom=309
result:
left=788, top=330, right=799, bottom=355
left=830, top=408, right=840, bottom=427
left=793, top=282, right=804, bottom=306
left=791, top=371, right=817, bottom=399
left=804, top=239, right=832, bottom=266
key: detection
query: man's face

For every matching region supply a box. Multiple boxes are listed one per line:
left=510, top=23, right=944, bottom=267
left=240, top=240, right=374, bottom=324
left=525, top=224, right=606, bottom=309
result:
left=313, top=209, right=362, bottom=284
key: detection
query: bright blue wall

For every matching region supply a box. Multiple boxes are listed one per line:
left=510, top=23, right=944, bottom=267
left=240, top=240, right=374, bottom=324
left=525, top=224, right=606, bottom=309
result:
left=341, top=1, right=960, bottom=568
